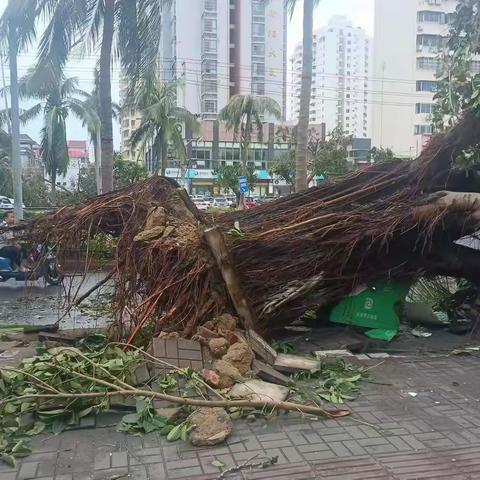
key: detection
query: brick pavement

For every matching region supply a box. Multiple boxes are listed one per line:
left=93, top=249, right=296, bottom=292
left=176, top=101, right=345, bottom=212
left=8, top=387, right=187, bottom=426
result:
left=2, top=354, right=480, bottom=480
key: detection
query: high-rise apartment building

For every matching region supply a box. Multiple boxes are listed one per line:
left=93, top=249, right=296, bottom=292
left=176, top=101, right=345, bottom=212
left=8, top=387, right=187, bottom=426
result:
left=371, top=0, right=457, bottom=157
left=121, top=0, right=287, bottom=161
left=290, top=16, right=372, bottom=138
left=159, top=0, right=287, bottom=119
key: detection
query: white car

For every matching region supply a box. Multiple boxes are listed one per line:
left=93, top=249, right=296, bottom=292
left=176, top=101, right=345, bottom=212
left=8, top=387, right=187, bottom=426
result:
left=0, top=198, right=13, bottom=210
left=194, top=200, right=210, bottom=211
left=212, top=197, right=228, bottom=208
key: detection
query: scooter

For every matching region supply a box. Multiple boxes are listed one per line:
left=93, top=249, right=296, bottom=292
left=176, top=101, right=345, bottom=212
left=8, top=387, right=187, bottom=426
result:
left=0, top=245, right=63, bottom=285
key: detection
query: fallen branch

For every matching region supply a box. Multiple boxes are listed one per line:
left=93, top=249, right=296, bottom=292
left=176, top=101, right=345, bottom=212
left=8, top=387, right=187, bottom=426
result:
left=216, top=454, right=278, bottom=480
left=0, top=380, right=350, bottom=418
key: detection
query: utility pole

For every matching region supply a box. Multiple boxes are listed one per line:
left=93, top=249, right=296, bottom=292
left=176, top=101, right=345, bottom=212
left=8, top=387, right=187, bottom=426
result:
left=8, top=25, right=23, bottom=221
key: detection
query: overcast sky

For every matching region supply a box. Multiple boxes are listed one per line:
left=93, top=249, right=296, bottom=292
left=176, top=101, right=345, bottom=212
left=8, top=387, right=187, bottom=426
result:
left=0, top=0, right=374, bottom=148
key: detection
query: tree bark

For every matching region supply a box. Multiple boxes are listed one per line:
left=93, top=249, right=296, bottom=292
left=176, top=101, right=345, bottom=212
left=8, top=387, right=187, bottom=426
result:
left=95, top=128, right=102, bottom=195
left=8, top=26, right=23, bottom=221
left=99, top=0, right=115, bottom=193
left=294, top=0, right=314, bottom=193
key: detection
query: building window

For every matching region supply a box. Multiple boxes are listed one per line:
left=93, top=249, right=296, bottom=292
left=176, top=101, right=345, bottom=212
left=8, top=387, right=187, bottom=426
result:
left=417, top=57, right=440, bottom=70
left=417, top=10, right=445, bottom=23
left=417, top=34, right=444, bottom=50
left=204, top=100, right=216, bottom=113
left=416, top=80, right=437, bottom=92
left=252, top=43, right=264, bottom=56
left=191, top=149, right=211, bottom=161
left=252, top=22, right=265, bottom=37
left=414, top=124, right=433, bottom=135
left=253, top=63, right=265, bottom=76
left=415, top=103, right=434, bottom=114
left=252, top=82, right=265, bottom=95
left=203, top=60, right=217, bottom=74
left=203, top=18, right=216, bottom=33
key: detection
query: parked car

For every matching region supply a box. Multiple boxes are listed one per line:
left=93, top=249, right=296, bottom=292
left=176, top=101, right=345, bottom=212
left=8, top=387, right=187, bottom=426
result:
left=226, top=196, right=237, bottom=208
left=194, top=200, right=210, bottom=211
left=212, top=197, right=228, bottom=208
left=0, top=198, right=13, bottom=210
left=245, top=199, right=257, bottom=209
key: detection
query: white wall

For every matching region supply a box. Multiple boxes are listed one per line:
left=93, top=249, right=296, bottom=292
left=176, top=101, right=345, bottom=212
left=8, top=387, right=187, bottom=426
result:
left=371, top=0, right=457, bottom=157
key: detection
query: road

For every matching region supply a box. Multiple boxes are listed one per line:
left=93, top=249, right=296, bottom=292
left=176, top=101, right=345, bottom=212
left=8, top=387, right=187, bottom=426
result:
left=0, top=272, right=112, bottom=329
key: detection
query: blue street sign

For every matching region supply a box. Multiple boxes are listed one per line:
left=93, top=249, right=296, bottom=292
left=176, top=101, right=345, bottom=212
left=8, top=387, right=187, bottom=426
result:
left=238, top=175, right=249, bottom=193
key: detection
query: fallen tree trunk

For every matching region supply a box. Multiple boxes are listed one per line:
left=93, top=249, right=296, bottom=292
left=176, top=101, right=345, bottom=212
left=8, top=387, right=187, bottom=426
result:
left=12, top=114, right=480, bottom=339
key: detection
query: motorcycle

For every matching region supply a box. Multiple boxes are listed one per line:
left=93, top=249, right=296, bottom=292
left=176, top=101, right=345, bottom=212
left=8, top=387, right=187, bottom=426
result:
left=0, top=244, right=63, bottom=285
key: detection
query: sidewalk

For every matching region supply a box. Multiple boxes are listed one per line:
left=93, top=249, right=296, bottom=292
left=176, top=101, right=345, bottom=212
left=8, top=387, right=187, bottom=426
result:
left=2, top=353, right=480, bottom=480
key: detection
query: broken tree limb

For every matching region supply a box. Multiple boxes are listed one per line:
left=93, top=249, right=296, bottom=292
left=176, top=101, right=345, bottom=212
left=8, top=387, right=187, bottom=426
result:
left=0, top=382, right=350, bottom=418
left=204, top=226, right=257, bottom=331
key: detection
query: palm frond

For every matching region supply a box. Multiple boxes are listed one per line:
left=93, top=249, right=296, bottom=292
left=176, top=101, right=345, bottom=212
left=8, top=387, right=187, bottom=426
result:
left=19, top=102, right=42, bottom=124
left=37, top=0, right=88, bottom=77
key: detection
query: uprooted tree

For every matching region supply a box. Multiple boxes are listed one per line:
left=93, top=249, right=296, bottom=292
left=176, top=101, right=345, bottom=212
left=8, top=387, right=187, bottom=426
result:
left=9, top=113, right=480, bottom=343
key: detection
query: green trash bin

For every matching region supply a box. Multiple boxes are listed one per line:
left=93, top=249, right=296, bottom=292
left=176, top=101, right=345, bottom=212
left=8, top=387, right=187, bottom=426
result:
left=330, top=281, right=411, bottom=341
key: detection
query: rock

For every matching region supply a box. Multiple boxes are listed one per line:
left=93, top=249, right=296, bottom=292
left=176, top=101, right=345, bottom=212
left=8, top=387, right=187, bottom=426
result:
left=188, top=407, right=233, bottom=446
left=224, top=331, right=241, bottom=345
left=216, top=313, right=237, bottom=332
left=222, top=342, right=254, bottom=375
left=203, top=320, right=215, bottom=331
left=196, top=326, right=219, bottom=340
left=213, top=359, right=244, bottom=388
left=145, top=206, right=166, bottom=230
left=133, top=226, right=165, bottom=242
left=158, top=331, right=180, bottom=339
left=208, top=337, right=229, bottom=358
left=201, top=369, right=221, bottom=388
left=230, top=379, right=290, bottom=403
left=162, top=225, right=175, bottom=238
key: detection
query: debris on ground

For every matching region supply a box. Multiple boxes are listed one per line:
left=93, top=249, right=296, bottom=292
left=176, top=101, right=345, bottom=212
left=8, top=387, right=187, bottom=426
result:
left=7, top=114, right=480, bottom=342
left=216, top=454, right=278, bottom=480
left=411, top=326, right=433, bottom=338
left=187, top=407, right=233, bottom=446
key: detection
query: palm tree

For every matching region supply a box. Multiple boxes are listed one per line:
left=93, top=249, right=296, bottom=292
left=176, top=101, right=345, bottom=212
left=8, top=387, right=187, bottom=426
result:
left=19, top=70, right=99, bottom=198
left=286, top=0, right=320, bottom=192
left=78, top=69, right=120, bottom=194
left=35, top=0, right=163, bottom=193
left=0, top=0, right=38, bottom=220
left=219, top=94, right=281, bottom=208
left=128, top=81, right=199, bottom=176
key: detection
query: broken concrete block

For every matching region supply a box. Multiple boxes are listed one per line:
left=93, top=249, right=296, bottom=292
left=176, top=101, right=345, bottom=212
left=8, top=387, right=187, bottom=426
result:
left=196, top=326, right=220, bottom=340
left=273, top=353, right=320, bottom=374
left=253, top=359, right=290, bottom=386
left=246, top=329, right=277, bottom=365
left=188, top=407, right=232, bottom=446
left=222, top=342, right=254, bottom=375
left=208, top=337, right=229, bottom=358
left=216, top=313, right=237, bottom=332
left=213, top=359, right=244, bottom=388
left=229, top=379, right=289, bottom=403
left=201, top=369, right=221, bottom=388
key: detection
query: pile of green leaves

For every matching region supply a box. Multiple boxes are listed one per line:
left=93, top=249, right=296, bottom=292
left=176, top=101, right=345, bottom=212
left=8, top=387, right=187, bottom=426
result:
left=0, top=345, right=148, bottom=466
left=290, top=360, right=368, bottom=405
left=118, top=398, right=193, bottom=441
